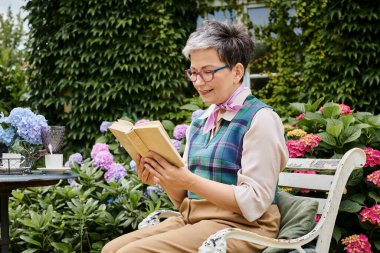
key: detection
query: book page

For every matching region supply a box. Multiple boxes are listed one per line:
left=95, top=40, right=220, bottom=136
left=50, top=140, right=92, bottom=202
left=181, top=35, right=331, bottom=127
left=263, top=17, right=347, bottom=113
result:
left=134, top=122, right=184, bottom=168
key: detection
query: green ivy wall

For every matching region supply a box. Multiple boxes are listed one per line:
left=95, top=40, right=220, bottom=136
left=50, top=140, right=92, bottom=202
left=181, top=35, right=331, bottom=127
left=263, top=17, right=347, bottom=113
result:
left=24, top=0, right=204, bottom=152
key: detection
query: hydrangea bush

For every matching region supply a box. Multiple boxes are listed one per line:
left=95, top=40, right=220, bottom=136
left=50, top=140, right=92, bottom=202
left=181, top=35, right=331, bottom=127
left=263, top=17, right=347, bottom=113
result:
left=285, top=99, right=380, bottom=252
left=0, top=107, right=48, bottom=156
left=8, top=139, right=173, bottom=252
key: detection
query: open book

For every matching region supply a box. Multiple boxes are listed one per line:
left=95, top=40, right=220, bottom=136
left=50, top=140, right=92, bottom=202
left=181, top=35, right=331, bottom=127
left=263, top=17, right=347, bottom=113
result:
left=109, top=120, right=185, bottom=168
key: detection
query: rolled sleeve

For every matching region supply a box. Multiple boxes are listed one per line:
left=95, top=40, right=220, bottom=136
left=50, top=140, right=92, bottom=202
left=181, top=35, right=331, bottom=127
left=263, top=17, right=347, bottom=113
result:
left=233, top=108, right=288, bottom=222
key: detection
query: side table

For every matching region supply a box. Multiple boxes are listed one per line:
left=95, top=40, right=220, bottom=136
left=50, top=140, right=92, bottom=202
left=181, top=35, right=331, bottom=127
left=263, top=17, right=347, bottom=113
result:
left=0, top=171, right=78, bottom=253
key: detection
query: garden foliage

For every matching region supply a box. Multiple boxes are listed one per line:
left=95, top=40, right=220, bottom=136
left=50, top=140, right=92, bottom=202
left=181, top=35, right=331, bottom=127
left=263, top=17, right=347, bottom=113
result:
left=285, top=99, right=380, bottom=252
left=23, top=0, right=207, bottom=154
left=0, top=8, right=28, bottom=113
left=254, top=0, right=380, bottom=116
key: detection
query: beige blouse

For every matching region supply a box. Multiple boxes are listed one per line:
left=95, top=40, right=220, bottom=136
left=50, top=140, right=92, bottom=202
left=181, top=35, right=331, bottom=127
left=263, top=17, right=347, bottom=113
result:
left=183, top=89, right=289, bottom=222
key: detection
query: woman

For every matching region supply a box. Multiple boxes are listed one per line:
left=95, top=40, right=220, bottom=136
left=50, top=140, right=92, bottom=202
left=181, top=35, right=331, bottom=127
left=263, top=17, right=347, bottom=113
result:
left=102, top=20, right=288, bottom=253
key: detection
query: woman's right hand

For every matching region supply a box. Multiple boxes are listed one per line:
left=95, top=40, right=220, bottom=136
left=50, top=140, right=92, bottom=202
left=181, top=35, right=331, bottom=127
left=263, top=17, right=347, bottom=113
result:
left=135, top=154, right=157, bottom=185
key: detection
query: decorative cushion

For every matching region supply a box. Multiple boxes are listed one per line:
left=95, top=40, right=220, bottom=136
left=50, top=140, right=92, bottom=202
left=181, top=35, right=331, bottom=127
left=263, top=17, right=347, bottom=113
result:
left=262, top=191, right=319, bottom=253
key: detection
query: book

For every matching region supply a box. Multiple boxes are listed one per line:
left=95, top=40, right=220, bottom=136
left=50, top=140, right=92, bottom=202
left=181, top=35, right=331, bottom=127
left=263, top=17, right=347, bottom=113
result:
left=108, top=120, right=185, bottom=168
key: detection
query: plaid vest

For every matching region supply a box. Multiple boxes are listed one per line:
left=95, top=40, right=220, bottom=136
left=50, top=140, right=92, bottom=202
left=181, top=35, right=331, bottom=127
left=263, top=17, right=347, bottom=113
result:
left=188, top=94, right=277, bottom=201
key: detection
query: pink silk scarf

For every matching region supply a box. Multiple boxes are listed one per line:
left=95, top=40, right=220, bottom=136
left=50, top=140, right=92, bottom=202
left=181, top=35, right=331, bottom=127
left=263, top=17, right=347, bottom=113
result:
left=203, top=85, right=248, bottom=134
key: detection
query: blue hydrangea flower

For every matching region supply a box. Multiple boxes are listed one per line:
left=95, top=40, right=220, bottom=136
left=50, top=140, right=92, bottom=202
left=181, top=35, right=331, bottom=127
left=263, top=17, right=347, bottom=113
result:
left=144, top=185, right=163, bottom=197
left=100, top=121, right=112, bottom=133
left=129, top=160, right=136, bottom=171
left=104, top=163, right=127, bottom=183
left=0, top=126, right=16, bottom=146
left=65, top=153, right=83, bottom=167
left=0, top=107, right=48, bottom=146
left=68, top=178, right=81, bottom=187
left=171, top=139, right=182, bottom=152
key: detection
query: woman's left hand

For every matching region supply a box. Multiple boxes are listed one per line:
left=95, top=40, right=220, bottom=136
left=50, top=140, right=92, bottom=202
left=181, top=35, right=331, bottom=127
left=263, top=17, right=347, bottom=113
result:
left=143, top=151, right=194, bottom=190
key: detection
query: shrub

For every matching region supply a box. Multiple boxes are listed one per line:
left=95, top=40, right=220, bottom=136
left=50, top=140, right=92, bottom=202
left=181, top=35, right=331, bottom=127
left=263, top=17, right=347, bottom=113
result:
left=285, top=99, right=380, bottom=252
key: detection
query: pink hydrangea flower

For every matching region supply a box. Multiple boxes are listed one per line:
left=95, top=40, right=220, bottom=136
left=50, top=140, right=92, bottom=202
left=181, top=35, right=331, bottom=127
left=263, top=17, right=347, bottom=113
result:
left=300, top=134, right=321, bottom=148
left=173, top=124, right=188, bottom=140
left=362, top=147, right=380, bottom=167
left=286, top=140, right=309, bottom=158
left=296, top=113, right=305, bottom=120
left=92, top=150, right=114, bottom=171
left=339, top=104, right=353, bottom=114
left=367, top=170, right=380, bottom=187
left=360, top=204, right=380, bottom=225
left=294, top=170, right=317, bottom=193
left=135, top=119, right=150, bottom=125
left=341, top=234, right=372, bottom=253
left=91, top=143, right=109, bottom=159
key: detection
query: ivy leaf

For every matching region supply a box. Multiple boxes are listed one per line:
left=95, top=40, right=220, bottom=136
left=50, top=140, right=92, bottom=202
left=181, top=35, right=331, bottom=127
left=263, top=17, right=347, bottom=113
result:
left=180, top=104, right=200, bottom=111
left=95, top=136, right=108, bottom=143
left=339, top=200, right=362, bottom=213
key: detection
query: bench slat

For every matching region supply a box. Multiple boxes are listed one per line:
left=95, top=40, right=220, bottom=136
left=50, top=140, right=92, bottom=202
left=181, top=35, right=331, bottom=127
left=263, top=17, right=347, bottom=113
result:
left=286, top=158, right=340, bottom=170
left=279, top=173, right=334, bottom=191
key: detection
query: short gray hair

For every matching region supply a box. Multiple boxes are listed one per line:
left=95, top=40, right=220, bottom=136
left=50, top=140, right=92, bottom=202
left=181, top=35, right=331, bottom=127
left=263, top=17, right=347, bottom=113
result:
left=182, top=20, right=255, bottom=70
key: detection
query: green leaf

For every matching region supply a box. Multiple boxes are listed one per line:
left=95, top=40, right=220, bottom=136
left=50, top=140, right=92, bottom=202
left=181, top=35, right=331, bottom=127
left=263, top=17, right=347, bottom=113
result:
left=322, top=103, right=341, bottom=118
left=161, top=120, right=175, bottom=131
left=318, top=132, right=337, bottom=146
left=348, top=193, right=366, bottom=204
left=20, top=235, right=42, bottom=247
left=374, top=240, right=380, bottom=251
left=339, top=114, right=355, bottom=128
left=179, top=103, right=200, bottom=111
left=51, top=242, right=70, bottom=251
left=367, top=115, right=380, bottom=127
left=332, top=226, right=342, bottom=243
left=21, top=249, right=39, bottom=253
left=339, top=200, right=362, bottom=213
left=326, top=119, right=343, bottom=138
left=368, top=191, right=380, bottom=203
left=347, top=169, right=363, bottom=186
left=289, top=102, right=305, bottom=113
left=95, top=136, right=108, bottom=143
left=339, top=126, right=361, bottom=145
left=304, top=112, right=325, bottom=123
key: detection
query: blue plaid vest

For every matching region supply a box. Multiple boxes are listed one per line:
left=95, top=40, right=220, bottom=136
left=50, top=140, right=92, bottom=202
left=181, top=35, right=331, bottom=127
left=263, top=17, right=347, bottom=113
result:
left=187, top=95, right=278, bottom=203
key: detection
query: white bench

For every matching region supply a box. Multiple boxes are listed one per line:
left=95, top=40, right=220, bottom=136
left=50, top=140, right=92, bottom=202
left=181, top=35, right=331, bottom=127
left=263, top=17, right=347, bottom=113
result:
left=138, top=148, right=366, bottom=253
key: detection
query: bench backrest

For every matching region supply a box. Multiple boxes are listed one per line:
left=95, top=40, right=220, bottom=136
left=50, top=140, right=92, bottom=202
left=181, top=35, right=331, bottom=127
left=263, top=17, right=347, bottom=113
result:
left=278, top=148, right=366, bottom=252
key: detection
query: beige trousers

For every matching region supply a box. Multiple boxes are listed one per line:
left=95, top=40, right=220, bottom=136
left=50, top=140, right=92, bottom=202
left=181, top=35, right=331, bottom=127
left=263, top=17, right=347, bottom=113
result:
left=102, top=198, right=280, bottom=253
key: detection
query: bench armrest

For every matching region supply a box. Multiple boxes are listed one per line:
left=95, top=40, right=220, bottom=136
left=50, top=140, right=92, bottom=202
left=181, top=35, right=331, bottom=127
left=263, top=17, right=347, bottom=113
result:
left=199, top=228, right=317, bottom=253
left=138, top=210, right=180, bottom=230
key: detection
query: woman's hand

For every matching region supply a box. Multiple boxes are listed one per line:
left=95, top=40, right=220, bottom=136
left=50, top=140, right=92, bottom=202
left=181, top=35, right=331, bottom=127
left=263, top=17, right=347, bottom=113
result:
left=135, top=154, right=158, bottom=185
left=143, top=151, right=194, bottom=190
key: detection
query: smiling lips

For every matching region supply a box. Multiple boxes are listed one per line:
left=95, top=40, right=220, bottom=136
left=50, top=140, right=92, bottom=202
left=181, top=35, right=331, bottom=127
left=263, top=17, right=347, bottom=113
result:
left=198, top=89, right=213, bottom=96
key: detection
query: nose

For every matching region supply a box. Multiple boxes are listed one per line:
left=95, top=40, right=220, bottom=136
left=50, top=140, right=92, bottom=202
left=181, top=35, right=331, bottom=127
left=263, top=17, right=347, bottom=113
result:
left=193, top=74, right=205, bottom=87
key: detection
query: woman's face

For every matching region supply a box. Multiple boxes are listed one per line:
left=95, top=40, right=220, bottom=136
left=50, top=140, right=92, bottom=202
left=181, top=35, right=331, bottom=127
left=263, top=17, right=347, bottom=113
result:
left=189, top=48, right=242, bottom=105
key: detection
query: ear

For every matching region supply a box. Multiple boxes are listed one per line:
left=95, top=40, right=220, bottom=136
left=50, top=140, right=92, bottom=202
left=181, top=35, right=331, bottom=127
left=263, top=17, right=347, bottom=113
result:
left=233, top=63, right=245, bottom=84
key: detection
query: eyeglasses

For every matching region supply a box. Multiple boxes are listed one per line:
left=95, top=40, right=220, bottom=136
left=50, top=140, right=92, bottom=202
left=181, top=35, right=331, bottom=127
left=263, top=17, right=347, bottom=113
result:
left=185, top=65, right=229, bottom=82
